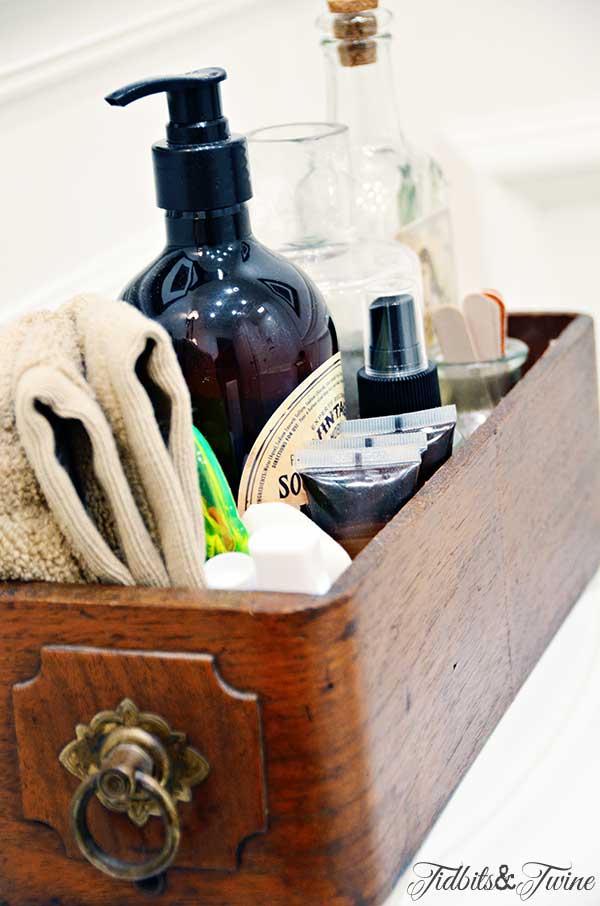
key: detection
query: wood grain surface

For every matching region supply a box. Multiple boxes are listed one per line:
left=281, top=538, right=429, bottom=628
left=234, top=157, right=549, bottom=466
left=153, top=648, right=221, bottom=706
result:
left=0, top=313, right=598, bottom=906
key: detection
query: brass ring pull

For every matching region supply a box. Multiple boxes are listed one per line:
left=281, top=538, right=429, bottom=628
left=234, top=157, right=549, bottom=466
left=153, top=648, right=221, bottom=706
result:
left=60, top=698, right=210, bottom=884
left=71, top=767, right=180, bottom=882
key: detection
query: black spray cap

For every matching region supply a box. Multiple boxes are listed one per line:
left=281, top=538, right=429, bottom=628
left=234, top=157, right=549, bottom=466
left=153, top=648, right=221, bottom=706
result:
left=358, top=292, right=441, bottom=417
left=367, top=293, right=428, bottom=375
left=105, top=68, right=252, bottom=212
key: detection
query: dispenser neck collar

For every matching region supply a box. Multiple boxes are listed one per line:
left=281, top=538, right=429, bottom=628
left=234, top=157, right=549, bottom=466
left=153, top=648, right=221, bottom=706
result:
left=165, top=205, right=252, bottom=247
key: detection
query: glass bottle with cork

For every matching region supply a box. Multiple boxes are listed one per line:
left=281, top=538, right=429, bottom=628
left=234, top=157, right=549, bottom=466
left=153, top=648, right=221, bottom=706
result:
left=318, top=0, right=458, bottom=343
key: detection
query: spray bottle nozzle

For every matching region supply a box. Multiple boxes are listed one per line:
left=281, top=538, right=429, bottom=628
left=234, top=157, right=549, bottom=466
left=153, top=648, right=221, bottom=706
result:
left=105, top=67, right=252, bottom=213
left=367, top=293, right=428, bottom=376
left=358, top=289, right=442, bottom=417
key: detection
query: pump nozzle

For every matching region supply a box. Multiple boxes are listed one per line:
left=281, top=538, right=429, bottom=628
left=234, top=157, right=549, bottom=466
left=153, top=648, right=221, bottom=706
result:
left=105, top=67, right=252, bottom=212
left=106, top=68, right=228, bottom=144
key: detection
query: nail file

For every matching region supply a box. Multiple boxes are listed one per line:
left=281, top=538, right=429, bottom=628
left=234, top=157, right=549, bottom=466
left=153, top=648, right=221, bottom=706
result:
left=463, top=293, right=504, bottom=361
left=432, top=305, right=479, bottom=363
left=482, top=288, right=507, bottom=355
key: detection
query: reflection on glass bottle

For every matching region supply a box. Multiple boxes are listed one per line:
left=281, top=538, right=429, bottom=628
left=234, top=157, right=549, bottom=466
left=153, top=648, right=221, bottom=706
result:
left=318, top=5, right=458, bottom=345
left=123, top=213, right=336, bottom=492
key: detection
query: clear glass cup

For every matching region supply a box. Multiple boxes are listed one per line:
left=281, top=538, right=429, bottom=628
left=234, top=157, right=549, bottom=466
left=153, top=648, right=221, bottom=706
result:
left=432, top=338, right=529, bottom=439
left=247, top=122, right=356, bottom=254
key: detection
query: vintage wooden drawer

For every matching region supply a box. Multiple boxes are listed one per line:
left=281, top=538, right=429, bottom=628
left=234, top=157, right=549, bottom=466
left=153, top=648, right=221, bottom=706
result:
left=1, top=312, right=599, bottom=906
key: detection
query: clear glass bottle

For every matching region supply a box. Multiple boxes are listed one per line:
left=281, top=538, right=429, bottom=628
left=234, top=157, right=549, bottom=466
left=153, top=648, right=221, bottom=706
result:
left=247, top=122, right=422, bottom=417
left=318, top=6, right=458, bottom=342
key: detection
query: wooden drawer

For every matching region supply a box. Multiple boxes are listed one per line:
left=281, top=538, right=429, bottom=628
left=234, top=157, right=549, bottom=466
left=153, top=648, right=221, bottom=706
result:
left=1, top=313, right=599, bottom=906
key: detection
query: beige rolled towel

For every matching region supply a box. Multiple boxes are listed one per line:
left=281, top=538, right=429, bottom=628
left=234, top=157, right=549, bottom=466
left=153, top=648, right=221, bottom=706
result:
left=0, top=297, right=206, bottom=589
left=0, top=312, right=88, bottom=584
left=1, top=309, right=149, bottom=585
left=16, top=365, right=165, bottom=587
left=65, top=294, right=205, bottom=588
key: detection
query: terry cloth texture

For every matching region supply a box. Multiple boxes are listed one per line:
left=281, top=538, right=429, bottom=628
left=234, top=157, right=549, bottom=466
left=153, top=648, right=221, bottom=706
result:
left=0, top=295, right=205, bottom=589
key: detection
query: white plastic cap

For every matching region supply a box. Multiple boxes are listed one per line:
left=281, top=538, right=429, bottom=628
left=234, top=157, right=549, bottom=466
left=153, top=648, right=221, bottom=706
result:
left=204, top=552, right=257, bottom=591
left=243, top=502, right=305, bottom=534
left=243, top=502, right=351, bottom=587
left=315, top=526, right=352, bottom=586
left=249, top=524, right=332, bottom=595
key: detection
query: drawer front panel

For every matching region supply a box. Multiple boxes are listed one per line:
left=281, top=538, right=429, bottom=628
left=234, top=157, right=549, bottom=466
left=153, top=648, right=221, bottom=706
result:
left=13, top=646, right=267, bottom=874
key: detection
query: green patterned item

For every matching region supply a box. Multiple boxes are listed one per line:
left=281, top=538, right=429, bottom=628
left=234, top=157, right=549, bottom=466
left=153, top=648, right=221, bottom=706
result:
left=193, top=427, right=249, bottom=559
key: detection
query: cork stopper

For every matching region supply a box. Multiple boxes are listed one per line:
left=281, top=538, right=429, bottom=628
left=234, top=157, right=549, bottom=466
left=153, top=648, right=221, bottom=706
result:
left=328, top=0, right=378, bottom=12
left=337, top=40, right=377, bottom=66
left=333, top=12, right=378, bottom=41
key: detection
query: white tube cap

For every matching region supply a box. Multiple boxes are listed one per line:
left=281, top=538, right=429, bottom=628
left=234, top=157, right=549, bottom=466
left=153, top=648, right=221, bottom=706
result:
left=243, top=502, right=305, bottom=534
left=315, top=528, right=352, bottom=586
left=243, top=503, right=351, bottom=587
left=204, top=552, right=257, bottom=591
left=249, top=524, right=332, bottom=595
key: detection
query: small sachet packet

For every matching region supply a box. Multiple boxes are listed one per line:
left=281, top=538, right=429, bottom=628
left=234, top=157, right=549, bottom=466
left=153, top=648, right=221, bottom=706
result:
left=294, top=446, right=422, bottom=557
left=340, top=405, right=457, bottom=483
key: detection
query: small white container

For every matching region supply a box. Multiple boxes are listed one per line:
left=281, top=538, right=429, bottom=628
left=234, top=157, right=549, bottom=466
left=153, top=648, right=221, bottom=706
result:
left=243, top=503, right=305, bottom=534
left=249, top=525, right=332, bottom=595
left=204, top=552, right=257, bottom=591
left=243, top=503, right=351, bottom=587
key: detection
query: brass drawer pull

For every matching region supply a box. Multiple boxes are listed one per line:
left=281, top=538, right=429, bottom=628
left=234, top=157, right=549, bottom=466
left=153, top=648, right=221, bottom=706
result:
left=59, top=698, right=209, bottom=882
left=72, top=758, right=180, bottom=882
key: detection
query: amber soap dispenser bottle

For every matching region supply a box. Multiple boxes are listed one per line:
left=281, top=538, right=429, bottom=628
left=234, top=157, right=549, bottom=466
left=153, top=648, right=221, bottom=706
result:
left=106, top=69, right=341, bottom=503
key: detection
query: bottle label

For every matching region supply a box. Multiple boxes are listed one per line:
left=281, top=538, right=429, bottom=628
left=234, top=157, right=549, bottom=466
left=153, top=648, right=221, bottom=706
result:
left=237, top=353, right=346, bottom=514
left=397, top=207, right=457, bottom=346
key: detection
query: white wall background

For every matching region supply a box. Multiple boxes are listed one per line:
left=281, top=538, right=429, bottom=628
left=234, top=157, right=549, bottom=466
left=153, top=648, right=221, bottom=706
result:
left=1, top=0, right=600, bottom=319
left=1, top=2, right=600, bottom=903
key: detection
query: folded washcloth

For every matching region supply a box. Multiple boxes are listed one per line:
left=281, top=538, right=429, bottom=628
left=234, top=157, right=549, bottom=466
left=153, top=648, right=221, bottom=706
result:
left=0, top=311, right=92, bottom=584
left=0, top=295, right=205, bottom=588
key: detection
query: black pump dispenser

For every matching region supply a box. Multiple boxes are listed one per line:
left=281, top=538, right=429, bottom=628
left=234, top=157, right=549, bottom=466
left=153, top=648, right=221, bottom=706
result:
left=105, top=68, right=252, bottom=213
left=104, top=66, right=338, bottom=497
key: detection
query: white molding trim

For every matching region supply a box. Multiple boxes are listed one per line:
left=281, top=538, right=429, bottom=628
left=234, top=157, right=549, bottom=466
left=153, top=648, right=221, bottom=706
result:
left=444, top=102, right=600, bottom=181
left=0, top=0, right=258, bottom=106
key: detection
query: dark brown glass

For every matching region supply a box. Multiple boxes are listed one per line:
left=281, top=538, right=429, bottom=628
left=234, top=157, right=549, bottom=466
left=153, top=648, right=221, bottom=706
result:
left=122, top=206, right=337, bottom=492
